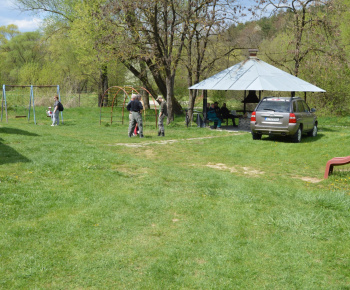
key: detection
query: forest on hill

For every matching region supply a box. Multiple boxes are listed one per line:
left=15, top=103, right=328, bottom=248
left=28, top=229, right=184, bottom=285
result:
left=1, top=0, right=349, bottom=120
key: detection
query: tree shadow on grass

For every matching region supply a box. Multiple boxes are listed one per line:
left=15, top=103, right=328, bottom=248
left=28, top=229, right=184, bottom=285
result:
left=0, top=127, right=39, bottom=136
left=318, top=127, right=338, bottom=133
left=0, top=127, right=37, bottom=165
left=0, top=141, right=30, bottom=165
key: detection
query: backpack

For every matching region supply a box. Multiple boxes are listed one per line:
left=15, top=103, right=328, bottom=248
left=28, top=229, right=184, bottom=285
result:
left=58, top=102, right=64, bottom=111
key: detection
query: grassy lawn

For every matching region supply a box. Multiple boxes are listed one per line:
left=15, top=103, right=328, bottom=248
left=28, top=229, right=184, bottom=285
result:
left=1, top=107, right=349, bottom=289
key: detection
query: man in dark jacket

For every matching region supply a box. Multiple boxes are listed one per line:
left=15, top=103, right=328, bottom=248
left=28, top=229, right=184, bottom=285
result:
left=127, top=94, right=144, bottom=138
left=220, top=102, right=237, bottom=126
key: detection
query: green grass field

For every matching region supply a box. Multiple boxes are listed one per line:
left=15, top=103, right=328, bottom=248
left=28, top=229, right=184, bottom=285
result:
left=1, top=107, right=349, bottom=289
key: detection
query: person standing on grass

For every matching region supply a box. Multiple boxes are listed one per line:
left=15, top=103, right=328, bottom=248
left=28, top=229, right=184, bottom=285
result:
left=156, top=96, right=167, bottom=137
left=52, top=95, right=60, bottom=126
left=127, top=94, right=138, bottom=136
left=127, top=94, right=144, bottom=138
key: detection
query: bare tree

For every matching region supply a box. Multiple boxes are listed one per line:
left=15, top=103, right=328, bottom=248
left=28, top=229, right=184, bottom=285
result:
left=91, top=0, right=242, bottom=123
left=258, top=0, right=337, bottom=76
left=185, top=0, right=245, bottom=121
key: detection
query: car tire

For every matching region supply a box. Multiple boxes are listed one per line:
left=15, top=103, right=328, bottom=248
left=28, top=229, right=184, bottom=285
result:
left=291, top=127, right=302, bottom=143
left=307, top=124, right=317, bottom=137
left=252, top=132, right=262, bottom=140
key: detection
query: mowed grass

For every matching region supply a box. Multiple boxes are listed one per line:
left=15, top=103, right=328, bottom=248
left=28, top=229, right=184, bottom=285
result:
left=1, top=107, right=349, bottom=289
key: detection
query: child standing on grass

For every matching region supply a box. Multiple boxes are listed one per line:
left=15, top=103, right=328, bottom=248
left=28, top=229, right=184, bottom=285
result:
left=52, top=95, right=60, bottom=126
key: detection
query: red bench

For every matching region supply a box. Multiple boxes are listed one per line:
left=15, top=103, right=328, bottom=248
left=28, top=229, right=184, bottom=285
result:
left=324, top=156, right=350, bottom=179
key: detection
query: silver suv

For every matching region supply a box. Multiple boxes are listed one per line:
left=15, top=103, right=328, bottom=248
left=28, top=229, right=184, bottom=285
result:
left=250, top=97, right=317, bottom=143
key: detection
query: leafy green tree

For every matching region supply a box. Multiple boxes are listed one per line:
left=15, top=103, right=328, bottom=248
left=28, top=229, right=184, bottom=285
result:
left=0, top=25, right=21, bottom=83
left=0, top=25, right=20, bottom=46
left=2, top=31, right=43, bottom=84
left=15, top=0, right=110, bottom=105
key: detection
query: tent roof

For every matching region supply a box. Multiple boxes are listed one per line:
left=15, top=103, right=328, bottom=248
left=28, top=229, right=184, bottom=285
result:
left=189, top=57, right=325, bottom=92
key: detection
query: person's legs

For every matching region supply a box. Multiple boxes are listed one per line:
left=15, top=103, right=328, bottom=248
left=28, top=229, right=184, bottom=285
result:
left=217, top=118, right=222, bottom=127
left=230, top=114, right=236, bottom=126
left=135, top=112, right=143, bottom=136
left=52, top=111, right=59, bottom=125
left=128, top=113, right=137, bottom=136
left=158, top=115, right=165, bottom=135
left=209, top=117, right=220, bottom=129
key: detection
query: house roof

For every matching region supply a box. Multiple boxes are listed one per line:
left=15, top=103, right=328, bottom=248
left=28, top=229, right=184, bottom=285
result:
left=189, top=57, right=325, bottom=92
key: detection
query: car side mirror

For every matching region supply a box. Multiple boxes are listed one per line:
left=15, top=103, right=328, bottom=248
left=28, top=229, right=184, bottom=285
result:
left=310, top=108, right=316, bottom=113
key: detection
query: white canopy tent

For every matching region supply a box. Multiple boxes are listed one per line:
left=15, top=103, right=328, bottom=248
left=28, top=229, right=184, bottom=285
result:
left=189, top=49, right=325, bottom=116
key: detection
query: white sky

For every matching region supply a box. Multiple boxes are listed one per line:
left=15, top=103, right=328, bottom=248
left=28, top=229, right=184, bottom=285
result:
left=0, top=0, right=42, bottom=32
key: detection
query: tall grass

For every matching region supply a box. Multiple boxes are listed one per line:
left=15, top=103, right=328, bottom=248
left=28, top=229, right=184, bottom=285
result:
left=1, top=108, right=349, bottom=288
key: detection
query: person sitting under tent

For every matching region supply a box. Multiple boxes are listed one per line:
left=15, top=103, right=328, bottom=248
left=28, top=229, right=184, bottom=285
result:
left=213, top=102, right=223, bottom=120
left=207, top=103, right=222, bottom=129
left=220, top=102, right=237, bottom=127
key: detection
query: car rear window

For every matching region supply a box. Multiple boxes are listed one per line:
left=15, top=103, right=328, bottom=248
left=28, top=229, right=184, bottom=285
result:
left=256, top=99, right=291, bottom=113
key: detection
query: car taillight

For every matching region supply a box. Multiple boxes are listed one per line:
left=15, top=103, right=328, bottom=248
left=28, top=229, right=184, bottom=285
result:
left=289, top=113, right=297, bottom=123
left=251, top=111, right=256, bottom=122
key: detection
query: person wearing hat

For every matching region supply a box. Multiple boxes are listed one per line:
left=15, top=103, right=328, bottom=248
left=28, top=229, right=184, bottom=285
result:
left=127, top=94, right=144, bottom=138
left=156, top=96, right=167, bottom=136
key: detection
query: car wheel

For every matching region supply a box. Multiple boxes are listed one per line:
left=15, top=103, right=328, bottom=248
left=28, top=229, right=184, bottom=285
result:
left=291, top=127, right=302, bottom=143
left=252, top=132, right=262, bottom=140
left=307, top=124, right=317, bottom=137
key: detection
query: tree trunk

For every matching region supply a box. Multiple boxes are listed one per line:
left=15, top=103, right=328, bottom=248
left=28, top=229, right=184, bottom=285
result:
left=166, top=74, right=175, bottom=124
left=187, top=89, right=198, bottom=122
left=98, top=64, right=109, bottom=107
left=140, top=61, right=150, bottom=109
left=142, top=90, right=150, bottom=109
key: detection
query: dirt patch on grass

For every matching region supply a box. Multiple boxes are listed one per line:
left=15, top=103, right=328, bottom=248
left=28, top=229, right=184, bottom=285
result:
left=242, top=167, right=265, bottom=176
left=206, top=163, right=323, bottom=182
left=134, top=148, right=156, bottom=159
left=206, top=163, right=264, bottom=176
left=293, top=176, right=323, bottom=183
left=206, top=163, right=238, bottom=173
left=111, top=135, right=243, bottom=148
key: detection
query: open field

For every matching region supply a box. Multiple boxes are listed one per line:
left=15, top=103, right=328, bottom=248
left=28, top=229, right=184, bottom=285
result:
left=1, top=107, right=350, bottom=288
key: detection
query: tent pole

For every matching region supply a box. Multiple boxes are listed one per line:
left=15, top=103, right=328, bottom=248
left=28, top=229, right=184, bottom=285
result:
left=304, top=92, right=306, bottom=102
left=244, top=90, right=247, bottom=113
left=203, top=90, right=207, bottom=123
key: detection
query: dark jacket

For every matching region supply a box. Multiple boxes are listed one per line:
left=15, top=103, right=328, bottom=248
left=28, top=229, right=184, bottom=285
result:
left=220, top=106, right=230, bottom=118
left=214, top=106, right=222, bottom=119
left=127, top=100, right=143, bottom=112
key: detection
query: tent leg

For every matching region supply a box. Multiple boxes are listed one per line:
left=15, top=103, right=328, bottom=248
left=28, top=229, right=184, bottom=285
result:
left=244, top=90, right=247, bottom=113
left=203, top=90, right=207, bottom=125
